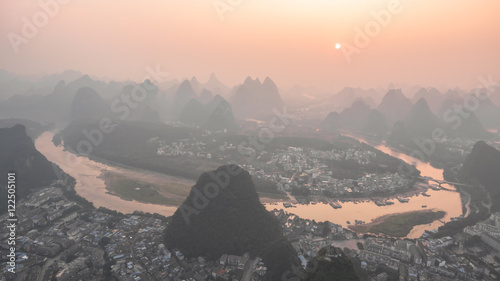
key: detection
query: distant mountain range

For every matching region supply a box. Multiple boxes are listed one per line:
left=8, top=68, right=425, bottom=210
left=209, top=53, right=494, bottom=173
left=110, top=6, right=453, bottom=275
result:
left=2, top=68, right=499, bottom=137
left=439, top=97, right=490, bottom=138
left=363, top=109, right=387, bottom=136
left=171, top=80, right=198, bottom=118
left=204, top=73, right=231, bottom=98
left=115, top=80, right=162, bottom=123
left=388, top=97, right=492, bottom=145
left=403, top=98, right=439, bottom=137
left=470, top=91, right=500, bottom=129
left=322, top=99, right=388, bottom=136
left=339, top=99, right=372, bottom=130
left=411, top=88, right=444, bottom=114
left=70, top=87, right=111, bottom=121
left=229, top=77, right=285, bottom=120
left=178, top=95, right=237, bottom=131
left=377, top=89, right=413, bottom=126
left=331, top=87, right=380, bottom=109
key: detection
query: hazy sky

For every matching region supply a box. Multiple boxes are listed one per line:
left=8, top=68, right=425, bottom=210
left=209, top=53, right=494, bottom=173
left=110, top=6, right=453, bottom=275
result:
left=1, top=0, right=499, bottom=91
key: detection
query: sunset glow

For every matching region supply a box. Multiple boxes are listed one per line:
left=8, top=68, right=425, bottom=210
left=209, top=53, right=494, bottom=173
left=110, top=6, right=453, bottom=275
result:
left=1, top=0, right=499, bottom=90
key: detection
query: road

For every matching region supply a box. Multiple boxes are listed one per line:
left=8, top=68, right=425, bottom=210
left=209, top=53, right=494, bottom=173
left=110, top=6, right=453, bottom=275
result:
left=241, top=258, right=255, bottom=281
left=286, top=192, right=298, bottom=204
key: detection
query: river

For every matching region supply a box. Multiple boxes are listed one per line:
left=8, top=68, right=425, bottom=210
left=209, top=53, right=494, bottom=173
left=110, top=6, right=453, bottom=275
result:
left=36, top=131, right=463, bottom=238
left=35, top=132, right=189, bottom=217
left=265, top=135, right=463, bottom=238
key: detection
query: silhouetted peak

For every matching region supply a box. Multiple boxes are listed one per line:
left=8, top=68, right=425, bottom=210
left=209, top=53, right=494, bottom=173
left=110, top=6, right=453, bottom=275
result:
left=198, top=164, right=249, bottom=188
left=351, top=99, right=370, bottom=109
left=263, top=76, right=274, bottom=85
left=243, top=76, right=257, bottom=85
left=142, top=79, right=153, bottom=86
left=414, top=88, right=427, bottom=94
left=55, top=80, right=66, bottom=88
left=9, top=124, right=27, bottom=134
left=177, top=80, right=195, bottom=95
left=414, top=97, right=430, bottom=110
left=472, top=140, right=490, bottom=152
left=179, top=79, right=191, bottom=88
left=243, top=76, right=254, bottom=84
left=231, top=76, right=284, bottom=119
left=190, top=76, right=199, bottom=85
left=243, top=76, right=262, bottom=86
left=340, top=87, right=355, bottom=92
left=211, top=94, right=225, bottom=103
left=369, top=108, right=384, bottom=116
left=141, top=79, right=158, bottom=93
left=326, top=111, right=340, bottom=119
left=75, top=86, right=99, bottom=97
left=205, top=73, right=229, bottom=93
left=444, top=89, right=461, bottom=99
left=262, top=77, right=279, bottom=91
left=120, top=84, right=135, bottom=94
left=384, top=89, right=405, bottom=99
left=77, top=74, right=91, bottom=82
left=428, top=87, right=441, bottom=95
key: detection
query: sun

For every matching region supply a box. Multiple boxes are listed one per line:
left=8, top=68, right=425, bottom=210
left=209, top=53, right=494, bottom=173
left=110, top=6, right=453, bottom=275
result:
left=335, top=43, right=341, bottom=49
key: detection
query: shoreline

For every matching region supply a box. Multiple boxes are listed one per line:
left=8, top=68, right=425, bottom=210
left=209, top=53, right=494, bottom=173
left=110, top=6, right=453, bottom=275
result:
left=99, top=171, right=181, bottom=206
left=61, top=144, right=289, bottom=205
left=348, top=209, right=445, bottom=236
left=101, top=168, right=286, bottom=208
left=36, top=132, right=180, bottom=216
left=288, top=183, right=429, bottom=205
left=78, top=153, right=197, bottom=186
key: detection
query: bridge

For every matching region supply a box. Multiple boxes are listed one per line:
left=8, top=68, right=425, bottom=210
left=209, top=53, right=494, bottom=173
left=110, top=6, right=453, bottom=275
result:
left=419, top=177, right=471, bottom=188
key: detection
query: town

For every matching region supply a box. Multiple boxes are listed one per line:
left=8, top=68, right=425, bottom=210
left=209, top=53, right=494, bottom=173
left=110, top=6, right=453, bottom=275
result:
left=1, top=176, right=499, bottom=280
left=154, top=136, right=417, bottom=203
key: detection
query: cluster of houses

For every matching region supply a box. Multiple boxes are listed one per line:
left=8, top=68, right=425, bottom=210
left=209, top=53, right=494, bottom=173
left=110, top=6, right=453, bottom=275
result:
left=0, top=185, right=270, bottom=281
left=359, top=235, right=494, bottom=280
left=465, top=212, right=500, bottom=252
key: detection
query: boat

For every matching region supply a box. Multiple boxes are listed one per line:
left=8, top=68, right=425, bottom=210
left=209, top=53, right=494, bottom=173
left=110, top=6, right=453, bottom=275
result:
left=354, top=219, right=366, bottom=225
left=374, top=199, right=394, bottom=206
left=429, top=184, right=441, bottom=191
left=422, top=205, right=427, bottom=208
left=397, top=197, right=409, bottom=203
left=329, top=201, right=342, bottom=209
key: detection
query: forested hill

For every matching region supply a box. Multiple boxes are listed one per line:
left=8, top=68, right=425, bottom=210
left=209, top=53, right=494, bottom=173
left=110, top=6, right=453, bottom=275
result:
left=0, top=124, right=58, bottom=213
left=459, top=141, right=500, bottom=212
left=164, top=164, right=301, bottom=280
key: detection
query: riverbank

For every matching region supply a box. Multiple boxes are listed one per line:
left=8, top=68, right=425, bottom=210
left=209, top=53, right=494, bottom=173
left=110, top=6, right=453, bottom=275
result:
left=38, top=130, right=462, bottom=238
left=40, top=132, right=285, bottom=214
left=349, top=210, right=446, bottom=237
left=73, top=148, right=287, bottom=202
left=36, top=132, right=183, bottom=216
left=292, top=181, right=430, bottom=206
left=101, top=171, right=189, bottom=206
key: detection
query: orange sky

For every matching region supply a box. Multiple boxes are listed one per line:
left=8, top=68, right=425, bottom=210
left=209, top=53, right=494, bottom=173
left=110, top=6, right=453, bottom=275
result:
left=1, top=0, right=499, bottom=91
